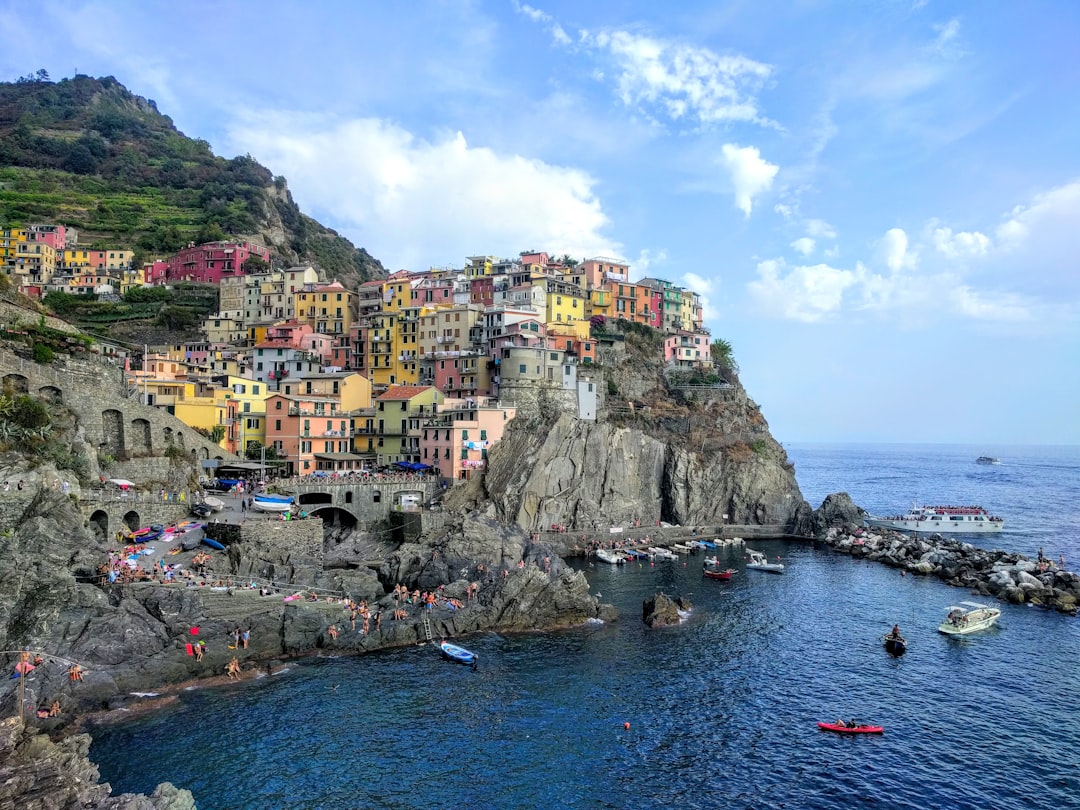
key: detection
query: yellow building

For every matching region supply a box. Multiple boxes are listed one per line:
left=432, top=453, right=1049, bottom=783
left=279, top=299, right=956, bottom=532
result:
left=587, top=287, right=613, bottom=320
left=280, top=371, right=373, bottom=413
left=465, top=255, right=496, bottom=279
left=543, top=278, right=585, bottom=324
left=374, top=385, right=444, bottom=465
left=0, top=228, right=26, bottom=266
left=293, top=281, right=357, bottom=336
left=364, top=311, right=399, bottom=387
left=12, top=240, right=57, bottom=285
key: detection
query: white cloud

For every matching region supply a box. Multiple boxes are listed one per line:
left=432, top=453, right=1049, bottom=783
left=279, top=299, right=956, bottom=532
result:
left=225, top=114, right=618, bottom=271
left=631, top=248, right=667, bottom=279
left=577, top=29, right=773, bottom=126
left=995, top=180, right=1080, bottom=250
left=748, top=258, right=858, bottom=322
left=681, top=271, right=716, bottom=323
left=790, top=237, right=815, bottom=256
left=513, top=2, right=570, bottom=45
left=878, top=227, right=915, bottom=272
left=932, top=227, right=990, bottom=259
left=805, top=219, right=837, bottom=239
left=719, top=143, right=779, bottom=217
left=774, top=203, right=795, bottom=220
left=748, top=255, right=1031, bottom=325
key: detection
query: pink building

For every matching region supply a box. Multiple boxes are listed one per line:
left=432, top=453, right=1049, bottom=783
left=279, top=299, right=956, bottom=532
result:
left=266, top=321, right=313, bottom=347
left=580, top=256, right=629, bottom=290
left=165, top=241, right=271, bottom=284
left=25, top=224, right=67, bottom=251
left=664, top=331, right=711, bottom=368
left=144, top=260, right=170, bottom=285
left=420, top=399, right=517, bottom=480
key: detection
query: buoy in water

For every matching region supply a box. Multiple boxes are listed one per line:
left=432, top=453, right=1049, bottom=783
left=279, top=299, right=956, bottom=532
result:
left=624, top=722, right=631, bottom=730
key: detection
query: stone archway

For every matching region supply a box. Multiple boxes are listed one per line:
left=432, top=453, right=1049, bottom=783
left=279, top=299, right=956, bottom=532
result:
left=311, top=506, right=360, bottom=551
left=38, top=385, right=62, bottom=404
left=298, top=492, right=333, bottom=509
left=131, top=418, right=152, bottom=454
left=89, top=509, right=109, bottom=542
left=3, top=374, right=28, bottom=394
left=102, top=409, right=126, bottom=459
left=122, top=510, right=141, bottom=532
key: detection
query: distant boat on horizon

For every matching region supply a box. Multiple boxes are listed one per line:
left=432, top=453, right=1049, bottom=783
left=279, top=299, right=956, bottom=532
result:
left=975, top=456, right=1002, bottom=465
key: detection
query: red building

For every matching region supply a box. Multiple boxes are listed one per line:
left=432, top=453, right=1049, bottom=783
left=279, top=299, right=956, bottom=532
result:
left=164, top=241, right=270, bottom=284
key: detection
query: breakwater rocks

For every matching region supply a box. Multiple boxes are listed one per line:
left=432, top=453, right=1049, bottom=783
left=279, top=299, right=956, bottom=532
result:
left=822, top=527, right=1080, bottom=616
left=642, top=593, right=692, bottom=627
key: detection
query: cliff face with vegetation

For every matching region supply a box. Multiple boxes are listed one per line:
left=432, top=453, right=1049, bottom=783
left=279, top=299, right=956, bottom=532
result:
left=480, top=326, right=809, bottom=534
left=0, top=74, right=384, bottom=288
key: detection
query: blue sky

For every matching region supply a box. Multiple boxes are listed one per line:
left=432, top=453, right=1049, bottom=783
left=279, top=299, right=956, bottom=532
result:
left=3, top=0, right=1079, bottom=444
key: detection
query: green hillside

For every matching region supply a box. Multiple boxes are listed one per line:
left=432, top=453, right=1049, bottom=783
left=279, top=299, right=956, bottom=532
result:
left=0, top=74, right=384, bottom=286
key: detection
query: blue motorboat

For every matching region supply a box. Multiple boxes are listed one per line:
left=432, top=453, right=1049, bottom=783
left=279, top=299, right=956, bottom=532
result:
left=440, top=641, right=477, bottom=667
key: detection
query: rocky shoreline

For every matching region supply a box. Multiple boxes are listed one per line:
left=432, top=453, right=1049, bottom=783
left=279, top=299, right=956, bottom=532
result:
left=814, top=495, right=1079, bottom=616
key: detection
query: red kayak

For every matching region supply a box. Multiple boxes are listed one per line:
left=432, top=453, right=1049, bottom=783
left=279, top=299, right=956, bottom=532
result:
left=703, top=567, right=735, bottom=580
left=818, top=722, right=884, bottom=734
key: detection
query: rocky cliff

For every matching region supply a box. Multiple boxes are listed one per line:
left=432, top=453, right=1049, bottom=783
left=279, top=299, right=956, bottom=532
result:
left=477, top=337, right=808, bottom=535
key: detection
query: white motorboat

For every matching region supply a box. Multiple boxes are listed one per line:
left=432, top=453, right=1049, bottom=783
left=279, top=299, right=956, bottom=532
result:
left=702, top=556, right=720, bottom=567
left=866, top=504, right=1004, bottom=534
left=595, top=548, right=625, bottom=565
left=746, top=549, right=785, bottom=573
left=671, top=543, right=692, bottom=554
left=649, top=547, right=677, bottom=560
left=938, top=601, right=1001, bottom=635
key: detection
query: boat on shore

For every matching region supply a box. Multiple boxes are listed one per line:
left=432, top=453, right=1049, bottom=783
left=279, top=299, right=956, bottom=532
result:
left=866, top=504, right=1004, bottom=534
left=202, top=496, right=225, bottom=512
left=439, top=641, right=477, bottom=667
left=595, top=549, right=625, bottom=565
left=818, top=721, right=883, bottom=735
left=938, top=601, right=1001, bottom=635
left=975, top=456, right=1002, bottom=465
left=252, top=494, right=295, bottom=513
left=746, top=549, right=785, bottom=573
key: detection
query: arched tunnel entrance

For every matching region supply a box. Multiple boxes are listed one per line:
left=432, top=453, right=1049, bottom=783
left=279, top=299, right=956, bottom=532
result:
left=89, top=510, right=109, bottom=542
left=311, top=506, right=359, bottom=551
left=121, top=510, right=141, bottom=532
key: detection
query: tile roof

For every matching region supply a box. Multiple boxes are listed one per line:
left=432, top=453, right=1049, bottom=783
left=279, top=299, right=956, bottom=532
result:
left=377, top=385, right=435, bottom=400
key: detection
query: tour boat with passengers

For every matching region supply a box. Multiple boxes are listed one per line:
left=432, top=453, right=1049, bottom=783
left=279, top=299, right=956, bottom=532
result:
left=866, top=504, right=1004, bottom=534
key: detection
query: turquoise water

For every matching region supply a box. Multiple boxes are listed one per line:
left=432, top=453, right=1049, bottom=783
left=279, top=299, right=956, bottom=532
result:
left=90, top=444, right=1080, bottom=809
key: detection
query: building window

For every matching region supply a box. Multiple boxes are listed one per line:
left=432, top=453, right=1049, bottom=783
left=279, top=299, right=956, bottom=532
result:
left=275, top=419, right=281, bottom=430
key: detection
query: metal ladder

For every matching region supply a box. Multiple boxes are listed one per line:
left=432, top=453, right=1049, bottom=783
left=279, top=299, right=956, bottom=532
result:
left=421, top=614, right=433, bottom=644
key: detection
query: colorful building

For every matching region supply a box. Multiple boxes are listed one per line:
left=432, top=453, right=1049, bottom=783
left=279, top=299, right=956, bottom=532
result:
left=373, top=385, right=444, bottom=466
left=421, top=398, right=517, bottom=480
left=165, top=240, right=270, bottom=284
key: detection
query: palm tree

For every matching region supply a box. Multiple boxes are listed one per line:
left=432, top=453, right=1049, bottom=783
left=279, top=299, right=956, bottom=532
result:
left=710, top=338, right=734, bottom=367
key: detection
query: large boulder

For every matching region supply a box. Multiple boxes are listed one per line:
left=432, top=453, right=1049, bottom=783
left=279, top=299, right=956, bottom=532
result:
left=813, top=493, right=868, bottom=533
left=642, top=593, right=690, bottom=627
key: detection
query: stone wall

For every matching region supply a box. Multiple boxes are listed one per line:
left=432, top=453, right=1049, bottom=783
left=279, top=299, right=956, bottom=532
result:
left=234, top=518, right=324, bottom=561
left=0, top=349, right=235, bottom=473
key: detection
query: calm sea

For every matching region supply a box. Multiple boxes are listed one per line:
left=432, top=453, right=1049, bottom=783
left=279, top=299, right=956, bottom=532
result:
left=90, top=444, right=1080, bottom=809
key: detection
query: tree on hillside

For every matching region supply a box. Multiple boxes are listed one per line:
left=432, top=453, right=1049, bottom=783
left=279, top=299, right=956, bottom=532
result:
left=243, top=256, right=269, bottom=274
left=710, top=338, right=734, bottom=366
left=559, top=254, right=580, bottom=268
